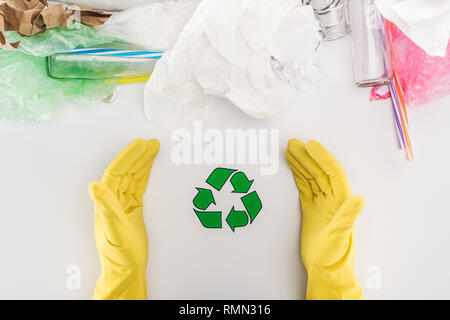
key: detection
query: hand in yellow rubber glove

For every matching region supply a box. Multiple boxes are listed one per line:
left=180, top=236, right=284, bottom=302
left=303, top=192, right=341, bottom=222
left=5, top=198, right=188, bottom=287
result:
left=89, top=138, right=160, bottom=300
left=286, top=139, right=364, bottom=300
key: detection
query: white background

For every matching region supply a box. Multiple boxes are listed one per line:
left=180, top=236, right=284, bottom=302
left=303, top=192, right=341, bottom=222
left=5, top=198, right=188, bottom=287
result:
left=1, top=38, right=450, bottom=299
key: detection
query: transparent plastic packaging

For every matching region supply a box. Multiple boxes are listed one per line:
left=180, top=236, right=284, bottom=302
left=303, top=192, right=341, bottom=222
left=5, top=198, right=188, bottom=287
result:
left=98, top=0, right=201, bottom=50
left=387, top=22, right=450, bottom=107
left=5, top=23, right=119, bottom=57
left=144, top=0, right=307, bottom=130
left=0, top=50, right=116, bottom=122
left=0, top=24, right=120, bottom=122
left=349, top=0, right=391, bottom=87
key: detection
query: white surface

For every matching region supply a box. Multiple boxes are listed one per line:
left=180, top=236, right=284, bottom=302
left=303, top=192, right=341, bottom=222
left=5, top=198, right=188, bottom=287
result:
left=1, top=38, right=450, bottom=299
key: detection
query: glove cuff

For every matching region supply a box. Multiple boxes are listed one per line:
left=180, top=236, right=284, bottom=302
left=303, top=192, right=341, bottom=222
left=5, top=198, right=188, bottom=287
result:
left=306, top=264, right=363, bottom=300
left=93, top=267, right=147, bottom=300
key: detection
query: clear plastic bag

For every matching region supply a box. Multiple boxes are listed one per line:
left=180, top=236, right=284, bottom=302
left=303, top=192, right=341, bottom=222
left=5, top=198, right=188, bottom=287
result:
left=0, top=23, right=120, bottom=122
left=0, top=50, right=117, bottom=122
left=98, top=0, right=201, bottom=50
left=387, top=22, right=450, bottom=107
left=6, top=23, right=118, bottom=57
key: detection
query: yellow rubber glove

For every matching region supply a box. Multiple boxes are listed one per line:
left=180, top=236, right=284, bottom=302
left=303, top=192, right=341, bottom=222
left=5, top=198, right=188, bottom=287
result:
left=89, top=138, right=160, bottom=300
left=286, top=139, right=364, bottom=300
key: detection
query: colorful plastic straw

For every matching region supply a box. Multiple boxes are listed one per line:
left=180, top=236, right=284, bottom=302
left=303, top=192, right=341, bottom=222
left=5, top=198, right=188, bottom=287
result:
left=381, top=17, right=414, bottom=160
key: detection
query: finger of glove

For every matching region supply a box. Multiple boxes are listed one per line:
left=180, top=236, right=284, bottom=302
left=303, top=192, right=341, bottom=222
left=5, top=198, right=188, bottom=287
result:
left=129, top=139, right=159, bottom=198
left=102, top=139, right=149, bottom=193
left=134, top=164, right=153, bottom=198
left=287, top=149, right=321, bottom=196
left=117, top=189, right=140, bottom=214
left=287, top=139, right=327, bottom=195
left=306, top=140, right=350, bottom=196
left=128, top=139, right=160, bottom=175
left=89, top=181, right=129, bottom=245
left=108, top=139, right=160, bottom=198
left=286, top=150, right=313, bottom=200
left=290, top=140, right=332, bottom=195
left=118, top=139, right=159, bottom=208
left=327, top=195, right=364, bottom=244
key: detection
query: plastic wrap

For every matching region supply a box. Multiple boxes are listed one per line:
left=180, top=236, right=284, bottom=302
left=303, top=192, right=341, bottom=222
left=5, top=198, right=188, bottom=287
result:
left=144, top=0, right=317, bottom=130
left=269, top=5, right=322, bottom=91
left=0, top=23, right=120, bottom=122
left=388, top=22, right=450, bottom=107
left=0, top=50, right=117, bottom=122
left=98, top=0, right=201, bottom=50
left=5, top=23, right=118, bottom=57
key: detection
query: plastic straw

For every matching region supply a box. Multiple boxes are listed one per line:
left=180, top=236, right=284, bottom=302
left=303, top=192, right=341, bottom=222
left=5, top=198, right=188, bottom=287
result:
left=380, top=16, right=414, bottom=160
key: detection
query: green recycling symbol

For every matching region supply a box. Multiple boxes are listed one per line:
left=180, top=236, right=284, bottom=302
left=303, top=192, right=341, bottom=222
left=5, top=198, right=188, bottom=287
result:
left=193, top=168, right=262, bottom=232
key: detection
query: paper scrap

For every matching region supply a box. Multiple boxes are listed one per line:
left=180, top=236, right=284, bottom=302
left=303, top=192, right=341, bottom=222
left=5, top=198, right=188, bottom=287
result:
left=0, top=0, right=111, bottom=50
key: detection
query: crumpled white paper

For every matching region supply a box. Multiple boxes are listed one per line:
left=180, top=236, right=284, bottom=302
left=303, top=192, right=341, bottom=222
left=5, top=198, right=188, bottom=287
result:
left=98, top=0, right=201, bottom=50
left=144, top=0, right=320, bottom=130
left=375, top=0, right=450, bottom=57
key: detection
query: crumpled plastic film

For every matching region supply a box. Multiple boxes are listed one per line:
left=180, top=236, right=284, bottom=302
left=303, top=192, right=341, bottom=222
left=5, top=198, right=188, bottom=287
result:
left=269, top=5, right=322, bottom=91
left=0, top=50, right=117, bottom=122
left=98, top=0, right=201, bottom=50
left=6, top=22, right=119, bottom=56
left=144, top=0, right=319, bottom=130
left=388, top=22, right=450, bottom=107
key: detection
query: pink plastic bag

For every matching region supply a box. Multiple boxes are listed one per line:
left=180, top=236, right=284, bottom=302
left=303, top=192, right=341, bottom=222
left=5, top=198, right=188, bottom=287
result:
left=387, top=22, right=450, bottom=107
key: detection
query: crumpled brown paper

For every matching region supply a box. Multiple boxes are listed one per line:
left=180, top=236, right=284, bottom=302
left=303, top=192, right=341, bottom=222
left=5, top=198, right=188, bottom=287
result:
left=0, top=0, right=111, bottom=50
left=42, top=4, right=111, bottom=29
left=40, top=3, right=70, bottom=29
left=0, top=10, right=18, bottom=49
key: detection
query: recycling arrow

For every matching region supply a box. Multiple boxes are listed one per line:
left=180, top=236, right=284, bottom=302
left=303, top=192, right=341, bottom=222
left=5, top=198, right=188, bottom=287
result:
left=194, top=209, right=222, bottom=228
left=226, top=206, right=249, bottom=232
left=230, top=172, right=253, bottom=193
left=193, top=188, right=215, bottom=210
left=206, top=168, right=236, bottom=191
left=241, top=191, right=262, bottom=223
left=193, top=168, right=262, bottom=231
